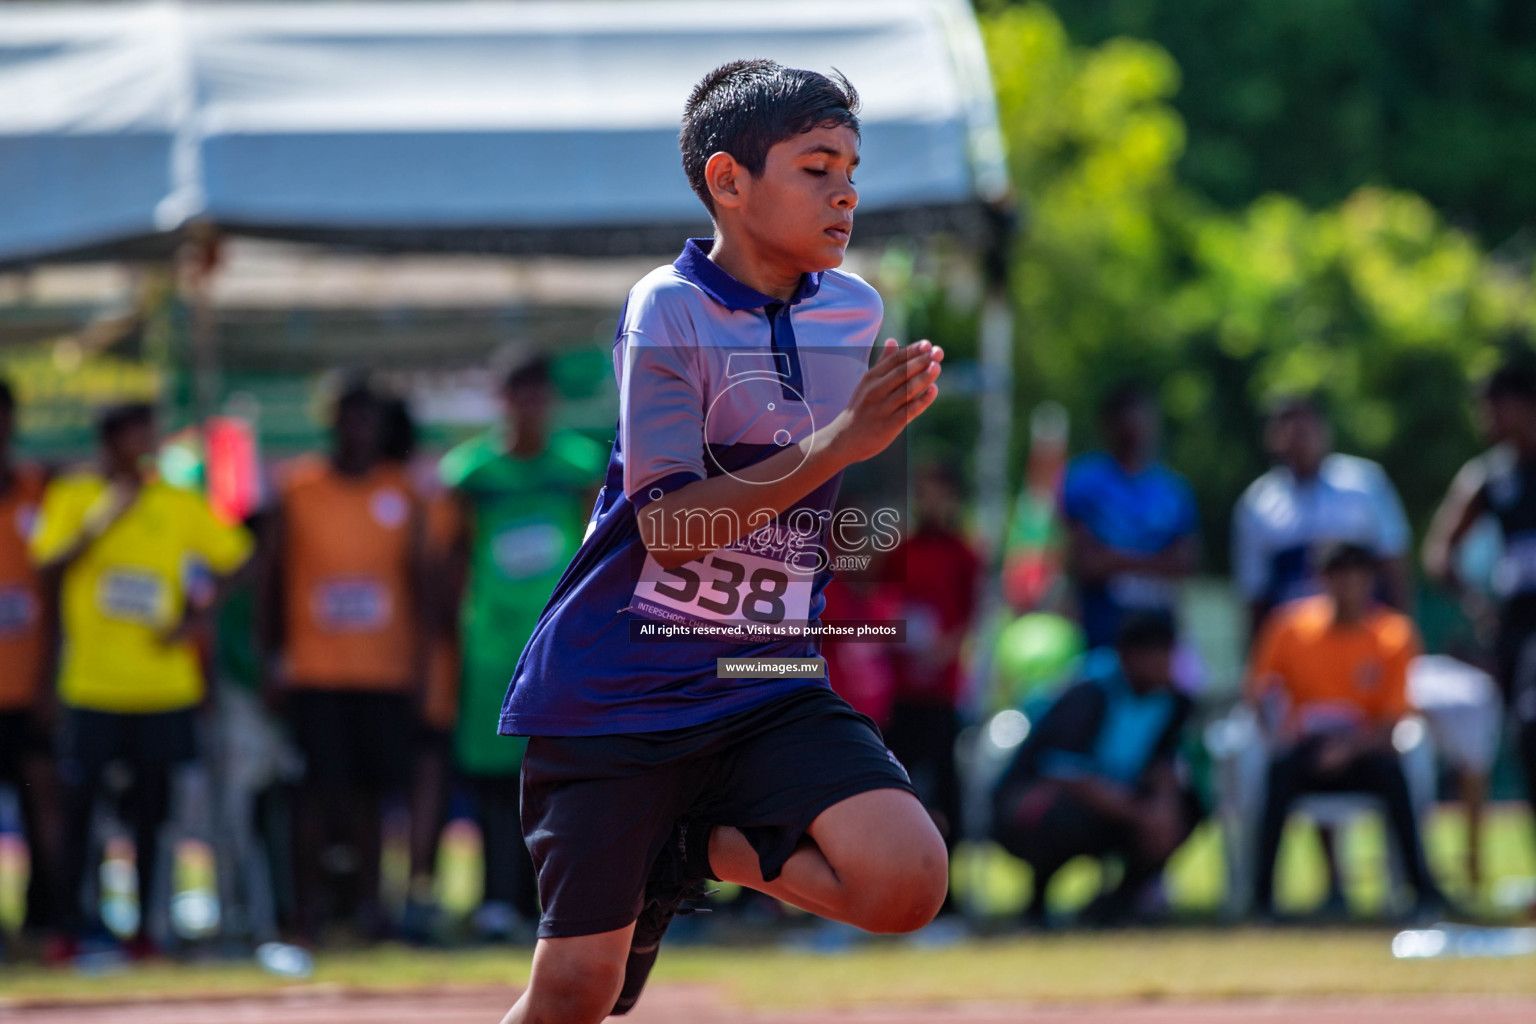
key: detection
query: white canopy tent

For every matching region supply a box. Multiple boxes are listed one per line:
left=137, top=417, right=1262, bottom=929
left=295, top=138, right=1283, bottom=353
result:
left=0, top=0, right=1009, bottom=265
left=0, top=0, right=1016, bottom=556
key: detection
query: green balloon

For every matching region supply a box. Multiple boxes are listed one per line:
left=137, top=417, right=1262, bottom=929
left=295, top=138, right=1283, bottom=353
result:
left=993, top=613, right=1084, bottom=704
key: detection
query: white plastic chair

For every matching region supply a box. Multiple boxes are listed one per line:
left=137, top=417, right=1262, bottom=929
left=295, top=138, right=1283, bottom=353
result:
left=1207, top=707, right=1435, bottom=918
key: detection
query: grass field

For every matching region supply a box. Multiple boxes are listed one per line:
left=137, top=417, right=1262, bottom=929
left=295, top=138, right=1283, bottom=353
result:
left=2, top=929, right=1536, bottom=1008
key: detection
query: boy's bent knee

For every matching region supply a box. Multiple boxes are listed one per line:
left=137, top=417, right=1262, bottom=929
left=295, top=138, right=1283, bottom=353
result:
left=849, top=834, right=949, bottom=934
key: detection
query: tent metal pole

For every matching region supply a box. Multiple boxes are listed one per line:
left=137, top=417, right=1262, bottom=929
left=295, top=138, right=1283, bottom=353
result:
left=975, top=205, right=1017, bottom=562
left=180, top=225, right=222, bottom=426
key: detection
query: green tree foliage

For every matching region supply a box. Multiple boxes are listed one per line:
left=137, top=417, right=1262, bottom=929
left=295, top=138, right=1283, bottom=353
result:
left=1041, top=0, right=1536, bottom=245
left=981, top=3, right=1536, bottom=565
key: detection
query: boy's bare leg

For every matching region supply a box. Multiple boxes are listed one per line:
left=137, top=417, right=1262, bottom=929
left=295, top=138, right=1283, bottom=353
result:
left=708, top=788, right=948, bottom=933
left=499, top=792, right=944, bottom=1024
left=500, top=925, right=633, bottom=1024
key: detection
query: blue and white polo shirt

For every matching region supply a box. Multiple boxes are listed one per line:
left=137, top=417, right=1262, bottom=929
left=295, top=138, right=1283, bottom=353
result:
left=1232, top=453, right=1410, bottom=613
left=499, top=238, right=883, bottom=737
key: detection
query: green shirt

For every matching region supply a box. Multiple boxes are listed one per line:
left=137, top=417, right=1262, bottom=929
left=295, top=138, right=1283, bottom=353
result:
left=441, top=429, right=607, bottom=774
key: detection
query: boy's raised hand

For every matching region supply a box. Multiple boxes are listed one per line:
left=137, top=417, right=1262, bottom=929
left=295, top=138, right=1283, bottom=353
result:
left=823, top=338, right=943, bottom=467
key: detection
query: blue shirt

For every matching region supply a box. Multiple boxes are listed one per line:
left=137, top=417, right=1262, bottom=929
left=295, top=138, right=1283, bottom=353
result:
left=1060, top=452, right=1198, bottom=648
left=499, top=239, right=883, bottom=737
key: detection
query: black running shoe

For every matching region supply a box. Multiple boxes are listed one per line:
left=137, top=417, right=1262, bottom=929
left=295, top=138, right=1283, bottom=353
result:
left=611, top=821, right=715, bottom=1016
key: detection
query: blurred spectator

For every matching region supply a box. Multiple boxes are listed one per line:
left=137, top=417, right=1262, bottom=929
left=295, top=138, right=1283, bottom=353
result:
left=884, top=463, right=982, bottom=901
left=991, top=612, right=1198, bottom=927
left=1424, top=363, right=1536, bottom=907
left=379, top=395, right=461, bottom=945
left=440, top=354, right=604, bottom=940
left=1234, top=395, right=1414, bottom=909
left=0, top=379, right=63, bottom=947
left=1234, top=395, right=1411, bottom=633
left=1061, top=382, right=1199, bottom=650
left=821, top=567, right=900, bottom=729
left=208, top=507, right=297, bottom=951
left=31, top=403, right=253, bottom=959
left=1247, top=543, right=1444, bottom=919
left=262, top=382, right=426, bottom=943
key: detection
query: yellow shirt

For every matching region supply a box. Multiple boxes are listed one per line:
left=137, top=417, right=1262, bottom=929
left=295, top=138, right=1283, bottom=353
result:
left=29, top=472, right=253, bottom=713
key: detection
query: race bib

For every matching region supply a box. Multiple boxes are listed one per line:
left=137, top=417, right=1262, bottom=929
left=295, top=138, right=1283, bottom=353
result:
left=492, top=522, right=566, bottom=580
left=0, top=585, right=37, bottom=636
left=97, top=568, right=168, bottom=625
left=311, top=577, right=391, bottom=633
left=631, top=548, right=812, bottom=627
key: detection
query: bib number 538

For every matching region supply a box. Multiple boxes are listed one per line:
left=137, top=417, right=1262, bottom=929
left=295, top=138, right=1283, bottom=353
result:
left=652, top=555, right=790, bottom=623
left=632, top=550, right=810, bottom=626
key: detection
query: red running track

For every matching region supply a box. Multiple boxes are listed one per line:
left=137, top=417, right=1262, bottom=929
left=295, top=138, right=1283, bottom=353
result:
left=1, top=988, right=1532, bottom=1023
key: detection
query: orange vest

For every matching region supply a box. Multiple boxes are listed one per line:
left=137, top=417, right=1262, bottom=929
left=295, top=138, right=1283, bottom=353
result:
left=279, top=458, right=419, bottom=691
left=0, top=465, right=47, bottom=712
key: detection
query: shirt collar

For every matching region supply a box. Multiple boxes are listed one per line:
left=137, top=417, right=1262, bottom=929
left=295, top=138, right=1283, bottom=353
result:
left=673, top=238, right=822, bottom=312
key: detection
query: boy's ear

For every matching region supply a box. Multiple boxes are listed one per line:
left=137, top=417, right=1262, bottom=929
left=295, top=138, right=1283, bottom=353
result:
left=704, top=151, right=745, bottom=211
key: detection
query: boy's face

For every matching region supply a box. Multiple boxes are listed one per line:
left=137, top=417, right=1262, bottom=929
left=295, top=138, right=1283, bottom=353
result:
left=721, top=123, right=860, bottom=272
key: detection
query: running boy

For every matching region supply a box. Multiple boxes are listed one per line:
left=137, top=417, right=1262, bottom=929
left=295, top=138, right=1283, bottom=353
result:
left=499, top=61, right=947, bottom=1023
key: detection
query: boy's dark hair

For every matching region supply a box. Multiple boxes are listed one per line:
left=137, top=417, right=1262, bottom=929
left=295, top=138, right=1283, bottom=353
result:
left=1116, top=610, right=1177, bottom=652
left=1482, top=363, right=1536, bottom=405
left=680, top=59, right=860, bottom=214
left=96, top=401, right=155, bottom=444
left=1319, top=540, right=1379, bottom=574
left=503, top=353, right=553, bottom=393
left=378, top=395, right=416, bottom=463
left=0, top=378, right=14, bottom=412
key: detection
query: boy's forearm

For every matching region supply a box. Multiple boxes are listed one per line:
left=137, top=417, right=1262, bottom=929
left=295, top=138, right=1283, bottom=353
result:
left=641, top=428, right=848, bottom=570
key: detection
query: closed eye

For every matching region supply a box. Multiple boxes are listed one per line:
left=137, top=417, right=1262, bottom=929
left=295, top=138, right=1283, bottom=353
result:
left=805, top=168, right=854, bottom=184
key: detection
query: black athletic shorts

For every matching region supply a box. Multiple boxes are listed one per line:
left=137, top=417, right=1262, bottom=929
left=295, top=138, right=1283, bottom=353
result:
left=57, top=707, right=197, bottom=787
left=288, top=689, right=414, bottom=791
left=520, top=685, right=915, bottom=939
